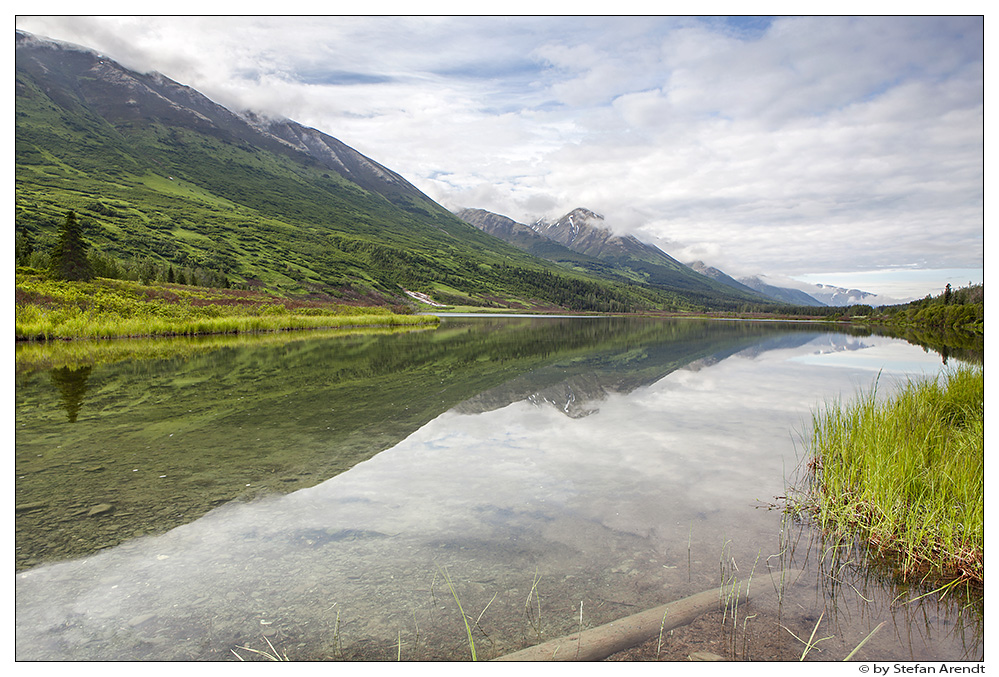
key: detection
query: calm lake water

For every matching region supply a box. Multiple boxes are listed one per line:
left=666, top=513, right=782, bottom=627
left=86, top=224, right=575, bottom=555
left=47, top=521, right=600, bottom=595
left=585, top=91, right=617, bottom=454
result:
left=14, top=316, right=982, bottom=661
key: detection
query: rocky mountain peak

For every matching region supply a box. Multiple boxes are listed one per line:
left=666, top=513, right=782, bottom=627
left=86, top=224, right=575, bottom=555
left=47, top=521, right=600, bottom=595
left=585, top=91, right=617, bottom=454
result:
left=532, top=207, right=602, bottom=233
left=525, top=207, right=681, bottom=266
left=564, top=207, right=603, bottom=221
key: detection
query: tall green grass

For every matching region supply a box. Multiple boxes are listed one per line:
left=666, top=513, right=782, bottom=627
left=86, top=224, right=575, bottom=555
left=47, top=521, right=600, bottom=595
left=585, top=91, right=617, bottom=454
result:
left=16, top=306, right=434, bottom=340
left=804, top=366, right=984, bottom=583
left=15, top=273, right=437, bottom=340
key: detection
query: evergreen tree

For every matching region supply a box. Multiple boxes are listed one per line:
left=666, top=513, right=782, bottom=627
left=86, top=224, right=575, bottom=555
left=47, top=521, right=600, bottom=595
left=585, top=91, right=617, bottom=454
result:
left=50, top=211, right=93, bottom=281
left=89, top=251, right=122, bottom=279
left=15, top=230, right=34, bottom=267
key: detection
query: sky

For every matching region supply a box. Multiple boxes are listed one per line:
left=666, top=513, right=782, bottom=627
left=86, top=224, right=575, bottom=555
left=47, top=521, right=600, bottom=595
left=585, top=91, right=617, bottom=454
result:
left=14, top=13, right=986, bottom=302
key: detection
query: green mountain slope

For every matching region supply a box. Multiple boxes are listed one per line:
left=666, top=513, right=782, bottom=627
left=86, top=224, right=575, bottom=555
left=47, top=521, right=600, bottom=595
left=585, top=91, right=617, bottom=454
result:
left=14, top=31, right=769, bottom=313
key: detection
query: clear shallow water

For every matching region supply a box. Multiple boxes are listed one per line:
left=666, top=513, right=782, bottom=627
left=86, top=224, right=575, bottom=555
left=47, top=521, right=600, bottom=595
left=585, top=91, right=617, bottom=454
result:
left=14, top=318, right=981, bottom=661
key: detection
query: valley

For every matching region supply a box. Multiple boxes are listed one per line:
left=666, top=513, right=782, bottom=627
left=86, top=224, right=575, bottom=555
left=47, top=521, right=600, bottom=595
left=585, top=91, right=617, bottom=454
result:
left=13, top=21, right=984, bottom=665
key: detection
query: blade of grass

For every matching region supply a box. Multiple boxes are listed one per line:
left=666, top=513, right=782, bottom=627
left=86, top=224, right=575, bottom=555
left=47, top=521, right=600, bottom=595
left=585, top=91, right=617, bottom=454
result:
left=439, top=566, right=477, bottom=661
left=843, top=622, right=886, bottom=662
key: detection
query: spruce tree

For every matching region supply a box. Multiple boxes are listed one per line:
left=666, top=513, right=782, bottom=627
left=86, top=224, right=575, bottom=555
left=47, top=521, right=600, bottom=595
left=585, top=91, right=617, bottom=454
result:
left=50, top=211, right=93, bottom=281
left=15, top=230, right=34, bottom=267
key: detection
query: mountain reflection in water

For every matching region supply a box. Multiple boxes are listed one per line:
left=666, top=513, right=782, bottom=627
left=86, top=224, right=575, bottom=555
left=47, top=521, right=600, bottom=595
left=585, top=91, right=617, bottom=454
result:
left=15, top=318, right=979, bottom=661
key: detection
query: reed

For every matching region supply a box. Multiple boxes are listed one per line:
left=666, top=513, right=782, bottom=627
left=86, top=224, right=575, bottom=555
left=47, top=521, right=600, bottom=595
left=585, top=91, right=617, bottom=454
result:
left=717, top=545, right=761, bottom=660
left=804, top=365, right=983, bottom=583
left=525, top=568, right=543, bottom=643
left=439, top=566, right=478, bottom=661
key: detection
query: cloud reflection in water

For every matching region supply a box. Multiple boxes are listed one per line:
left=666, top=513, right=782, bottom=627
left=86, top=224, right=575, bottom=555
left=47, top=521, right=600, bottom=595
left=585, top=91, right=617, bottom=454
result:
left=15, top=333, right=952, bottom=660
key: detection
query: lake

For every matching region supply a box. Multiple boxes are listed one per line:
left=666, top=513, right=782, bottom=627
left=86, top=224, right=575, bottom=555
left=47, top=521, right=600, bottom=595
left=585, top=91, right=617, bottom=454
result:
left=14, top=316, right=982, bottom=661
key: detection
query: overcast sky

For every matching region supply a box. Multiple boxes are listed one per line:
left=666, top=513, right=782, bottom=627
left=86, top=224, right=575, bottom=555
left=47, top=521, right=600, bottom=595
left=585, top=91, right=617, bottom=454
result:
left=15, top=15, right=984, bottom=301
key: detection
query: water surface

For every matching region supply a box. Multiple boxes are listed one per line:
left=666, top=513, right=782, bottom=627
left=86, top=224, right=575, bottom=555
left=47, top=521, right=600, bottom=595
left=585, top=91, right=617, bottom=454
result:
left=14, top=317, right=981, bottom=661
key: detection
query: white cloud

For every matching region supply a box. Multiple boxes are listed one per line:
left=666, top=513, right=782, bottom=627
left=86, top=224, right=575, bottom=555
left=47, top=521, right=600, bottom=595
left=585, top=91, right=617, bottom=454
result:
left=15, top=15, right=984, bottom=297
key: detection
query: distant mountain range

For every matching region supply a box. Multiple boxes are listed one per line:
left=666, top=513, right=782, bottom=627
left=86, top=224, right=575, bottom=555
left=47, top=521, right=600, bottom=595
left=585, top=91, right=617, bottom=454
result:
left=733, top=275, right=822, bottom=306
left=15, top=29, right=867, bottom=312
left=456, top=207, right=778, bottom=308
left=685, top=260, right=776, bottom=299
left=684, top=260, right=877, bottom=306
left=456, top=207, right=849, bottom=307
left=800, top=284, right=878, bottom=306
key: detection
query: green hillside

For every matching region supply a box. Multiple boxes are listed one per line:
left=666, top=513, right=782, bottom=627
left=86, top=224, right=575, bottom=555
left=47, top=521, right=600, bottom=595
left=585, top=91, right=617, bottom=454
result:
left=14, top=32, right=768, bottom=313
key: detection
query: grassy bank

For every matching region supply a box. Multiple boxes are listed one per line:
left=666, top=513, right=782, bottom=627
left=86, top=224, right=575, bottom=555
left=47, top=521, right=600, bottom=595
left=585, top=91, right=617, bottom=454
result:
left=15, top=272, right=437, bottom=341
left=801, top=365, right=984, bottom=584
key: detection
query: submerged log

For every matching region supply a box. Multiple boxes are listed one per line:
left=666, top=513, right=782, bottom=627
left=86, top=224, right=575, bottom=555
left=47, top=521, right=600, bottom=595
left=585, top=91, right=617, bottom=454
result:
left=494, top=568, right=802, bottom=661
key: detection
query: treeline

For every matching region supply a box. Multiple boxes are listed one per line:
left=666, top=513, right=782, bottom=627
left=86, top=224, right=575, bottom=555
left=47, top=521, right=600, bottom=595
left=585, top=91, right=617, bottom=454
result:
left=16, top=210, right=234, bottom=289
left=17, top=239, right=234, bottom=290
left=496, top=266, right=643, bottom=312
left=85, top=251, right=233, bottom=289
left=875, top=283, right=984, bottom=333
left=751, top=284, right=983, bottom=334
left=807, top=283, right=983, bottom=333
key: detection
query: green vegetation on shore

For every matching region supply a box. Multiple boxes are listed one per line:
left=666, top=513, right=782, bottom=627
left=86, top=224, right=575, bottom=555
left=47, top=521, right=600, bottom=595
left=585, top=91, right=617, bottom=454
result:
left=829, top=283, right=983, bottom=334
left=15, top=271, right=436, bottom=341
left=879, top=283, right=984, bottom=333
left=800, top=365, right=984, bottom=584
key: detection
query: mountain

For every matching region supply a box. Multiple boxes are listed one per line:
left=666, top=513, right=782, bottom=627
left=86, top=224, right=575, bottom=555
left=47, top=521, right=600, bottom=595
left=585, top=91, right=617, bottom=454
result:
left=803, top=284, right=878, bottom=307
left=737, top=276, right=827, bottom=307
left=682, top=261, right=827, bottom=307
left=734, top=275, right=875, bottom=307
left=530, top=208, right=678, bottom=265
left=15, top=31, right=434, bottom=213
left=14, top=30, right=683, bottom=313
left=453, top=208, right=601, bottom=265
left=685, top=260, right=767, bottom=298
left=457, top=207, right=775, bottom=310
